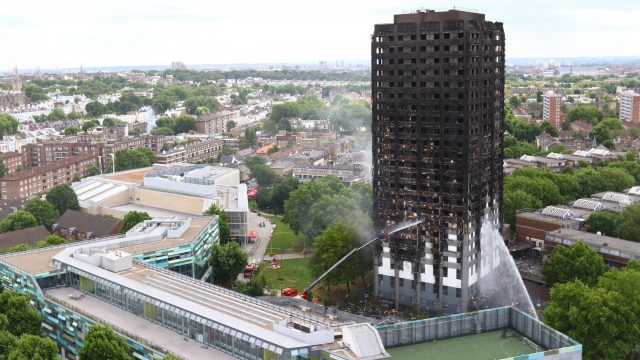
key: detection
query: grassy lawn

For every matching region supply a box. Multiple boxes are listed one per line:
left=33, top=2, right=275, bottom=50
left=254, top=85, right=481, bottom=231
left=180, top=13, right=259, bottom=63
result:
left=259, top=257, right=314, bottom=292
left=266, top=216, right=308, bottom=252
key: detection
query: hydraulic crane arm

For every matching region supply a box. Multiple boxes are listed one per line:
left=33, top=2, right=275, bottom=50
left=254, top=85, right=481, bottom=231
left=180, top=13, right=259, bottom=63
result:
left=301, top=219, right=424, bottom=296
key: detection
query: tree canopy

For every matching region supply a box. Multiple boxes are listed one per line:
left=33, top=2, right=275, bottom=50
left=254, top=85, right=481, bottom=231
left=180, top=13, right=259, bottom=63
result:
left=312, top=222, right=369, bottom=291
left=114, top=147, right=156, bottom=171
left=204, top=204, right=229, bottom=242
left=46, top=184, right=80, bottom=215
left=6, top=334, right=58, bottom=360
left=120, top=211, right=151, bottom=233
left=0, top=211, right=37, bottom=233
left=78, top=325, right=132, bottom=360
left=544, top=262, right=640, bottom=360
left=209, top=242, right=247, bottom=287
left=542, top=242, right=608, bottom=287
left=245, top=156, right=277, bottom=187
left=24, top=199, right=59, bottom=230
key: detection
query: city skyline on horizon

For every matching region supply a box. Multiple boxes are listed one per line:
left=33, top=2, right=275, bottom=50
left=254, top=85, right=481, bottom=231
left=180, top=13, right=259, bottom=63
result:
left=2, top=0, right=640, bottom=71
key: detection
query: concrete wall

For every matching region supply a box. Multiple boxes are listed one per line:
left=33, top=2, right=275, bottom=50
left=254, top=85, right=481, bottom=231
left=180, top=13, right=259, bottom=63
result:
left=132, top=189, right=207, bottom=215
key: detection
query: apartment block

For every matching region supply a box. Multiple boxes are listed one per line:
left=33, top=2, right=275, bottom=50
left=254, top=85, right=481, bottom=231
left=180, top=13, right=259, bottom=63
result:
left=543, top=91, right=563, bottom=128
left=0, top=154, right=97, bottom=200
left=620, top=91, right=640, bottom=126
left=196, top=111, right=237, bottom=135
left=372, top=9, right=505, bottom=313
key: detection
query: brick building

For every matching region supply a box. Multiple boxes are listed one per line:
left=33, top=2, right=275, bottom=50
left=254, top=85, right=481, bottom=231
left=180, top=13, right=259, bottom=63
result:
left=196, top=111, right=237, bottom=135
left=543, top=91, right=563, bottom=128
left=21, top=135, right=166, bottom=172
left=52, top=209, right=121, bottom=242
left=620, top=91, right=640, bottom=127
left=156, top=139, right=224, bottom=164
left=0, top=154, right=97, bottom=200
left=0, top=151, right=23, bottom=174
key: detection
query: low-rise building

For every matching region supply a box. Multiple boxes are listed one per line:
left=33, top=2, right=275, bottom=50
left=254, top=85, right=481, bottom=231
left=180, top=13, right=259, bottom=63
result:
left=546, top=228, right=640, bottom=267
left=73, top=164, right=249, bottom=242
left=196, top=111, right=237, bottom=135
left=156, top=139, right=224, bottom=164
left=0, top=151, right=23, bottom=174
left=292, top=165, right=360, bottom=184
left=52, top=209, right=122, bottom=241
left=0, top=154, right=97, bottom=200
left=0, top=225, right=49, bottom=251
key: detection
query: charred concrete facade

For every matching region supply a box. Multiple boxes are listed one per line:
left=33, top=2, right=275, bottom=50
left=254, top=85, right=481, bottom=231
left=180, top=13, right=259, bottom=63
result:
left=372, top=10, right=505, bottom=313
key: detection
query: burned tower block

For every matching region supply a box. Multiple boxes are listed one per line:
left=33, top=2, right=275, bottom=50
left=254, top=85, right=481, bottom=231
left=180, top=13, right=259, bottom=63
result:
left=372, top=9, right=505, bottom=313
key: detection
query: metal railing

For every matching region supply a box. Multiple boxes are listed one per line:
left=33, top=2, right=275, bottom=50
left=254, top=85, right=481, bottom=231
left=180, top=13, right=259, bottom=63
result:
left=44, top=292, right=185, bottom=360
left=134, top=260, right=329, bottom=327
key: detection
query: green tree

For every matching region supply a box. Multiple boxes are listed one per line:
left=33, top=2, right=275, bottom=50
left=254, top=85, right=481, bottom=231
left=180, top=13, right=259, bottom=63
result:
left=45, top=184, right=80, bottom=215
left=0, top=115, right=19, bottom=139
left=204, top=204, right=229, bottom=242
left=233, top=276, right=266, bottom=297
left=503, top=190, right=542, bottom=226
left=226, top=120, right=236, bottom=132
left=0, top=291, right=42, bottom=337
left=151, top=95, right=175, bottom=114
left=209, top=242, right=247, bottom=287
left=255, top=177, right=300, bottom=214
left=565, top=105, right=603, bottom=125
left=307, top=194, right=369, bottom=239
left=0, top=211, right=37, bottom=233
left=78, top=325, right=132, bottom=360
left=195, top=106, right=210, bottom=116
left=544, top=280, right=637, bottom=360
left=47, top=108, right=67, bottom=121
left=85, top=102, right=107, bottom=117
left=0, top=159, right=7, bottom=177
left=64, top=126, right=82, bottom=136
left=7, top=334, right=58, bottom=360
left=24, top=84, right=48, bottom=102
left=0, top=330, right=17, bottom=360
left=36, top=234, right=68, bottom=248
left=542, top=242, right=607, bottom=287
left=82, top=120, right=100, bottom=132
left=614, top=204, right=640, bottom=242
left=87, top=164, right=101, bottom=176
left=120, top=211, right=151, bottom=233
left=151, top=127, right=173, bottom=136
left=67, top=111, right=82, bottom=120
left=173, top=115, right=196, bottom=134
left=184, top=96, right=219, bottom=115
left=114, top=148, right=156, bottom=171
left=312, top=222, right=366, bottom=291
left=284, top=176, right=344, bottom=234
left=238, top=128, right=257, bottom=149
left=128, top=128, right=142, bottom=136
left=584, top=211, right=616, bottom=236
left=102, top=118, right=124, bottom=127
left=245, top=156, right=277, bottom=186
left=24, top=199, right=59, bottom=230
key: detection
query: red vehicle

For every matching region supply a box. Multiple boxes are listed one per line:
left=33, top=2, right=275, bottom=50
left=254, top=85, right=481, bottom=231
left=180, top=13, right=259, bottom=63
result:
left=247, top=188, right=258, bottom=199
left=243, top=263, right=256, bottom=278
left=281, top=288, right=298, bottom=297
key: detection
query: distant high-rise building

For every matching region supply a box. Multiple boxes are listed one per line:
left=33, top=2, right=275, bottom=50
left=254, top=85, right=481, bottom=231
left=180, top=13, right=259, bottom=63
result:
left=12, top=66, right=22, bottom=92
left=372, top=9, right=505, bottom=313
left=620, top=91, right=640, bottom=127
left=543, top=92, right=563, bottom=128
left=171, top=62, right=187, bottom=70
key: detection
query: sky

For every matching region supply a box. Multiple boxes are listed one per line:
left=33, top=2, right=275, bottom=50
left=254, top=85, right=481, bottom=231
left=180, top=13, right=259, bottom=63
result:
left=2, top=0, right=640, bottom=71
